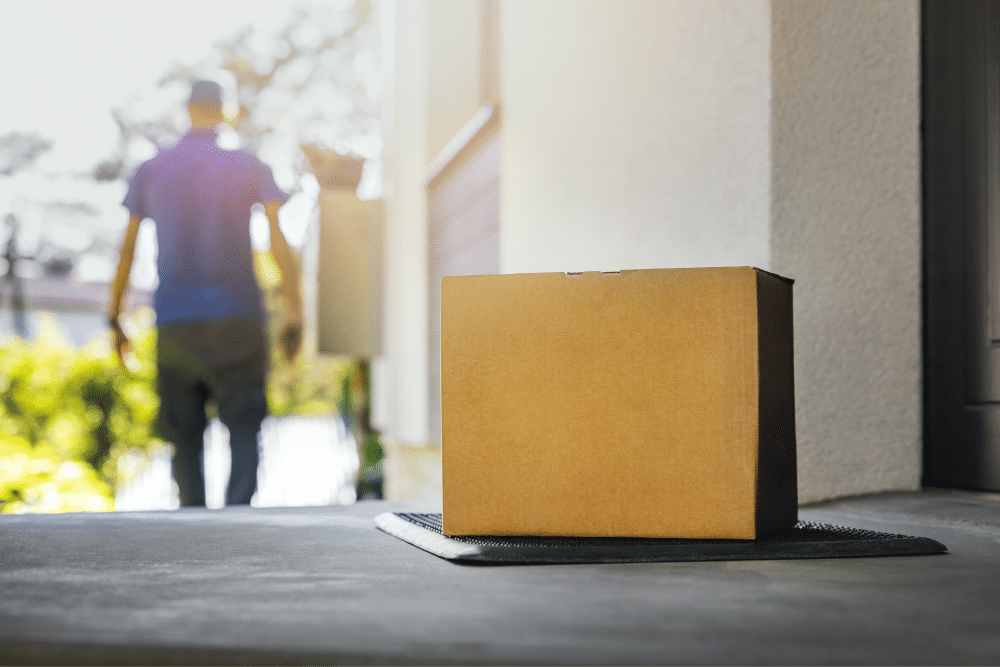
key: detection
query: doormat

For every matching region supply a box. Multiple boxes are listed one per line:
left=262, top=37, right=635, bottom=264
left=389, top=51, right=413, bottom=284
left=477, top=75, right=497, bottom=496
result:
left=374, top=512, right=948, bottom=564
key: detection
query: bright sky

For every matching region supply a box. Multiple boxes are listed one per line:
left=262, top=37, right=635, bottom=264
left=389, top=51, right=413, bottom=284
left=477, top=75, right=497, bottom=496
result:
left=0, top=0, right=316, bottom=173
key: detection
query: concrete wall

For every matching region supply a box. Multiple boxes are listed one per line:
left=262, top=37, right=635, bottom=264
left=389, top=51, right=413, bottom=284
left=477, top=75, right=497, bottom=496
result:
left=771, top=0, right=922, bottom=502
left=500, top=0, right=772, bottom=274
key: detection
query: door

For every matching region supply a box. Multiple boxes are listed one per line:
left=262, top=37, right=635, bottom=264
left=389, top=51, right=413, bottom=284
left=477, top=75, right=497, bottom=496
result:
left=924, top=0, right=1000, bottom=490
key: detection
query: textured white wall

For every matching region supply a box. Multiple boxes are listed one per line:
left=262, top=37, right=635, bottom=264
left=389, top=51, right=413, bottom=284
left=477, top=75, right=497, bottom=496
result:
left=500, top=0, right=772, bottom=274
left=770, top=0, right=921, bottom=502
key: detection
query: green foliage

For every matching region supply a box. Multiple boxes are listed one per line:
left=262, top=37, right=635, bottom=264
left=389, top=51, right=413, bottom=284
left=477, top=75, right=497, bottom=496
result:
left=336, top=361, right=384, bottom=485
left=359, top=432, right=385, bottom=470
left=267, top=354, right=350, bottom=418
left=0, top=439, right=113, bottom=513
left=0, top=311, right=163, bottom=513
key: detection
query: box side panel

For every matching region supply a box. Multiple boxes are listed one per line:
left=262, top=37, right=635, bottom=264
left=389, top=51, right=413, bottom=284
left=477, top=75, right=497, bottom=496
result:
left=442, top=268, right=760, bottom=538
left=754, top=270, right=799, bottom=536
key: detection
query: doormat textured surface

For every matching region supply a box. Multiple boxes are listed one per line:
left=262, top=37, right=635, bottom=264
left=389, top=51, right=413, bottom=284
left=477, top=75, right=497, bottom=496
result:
left=375, top=512, right=948, bottom=564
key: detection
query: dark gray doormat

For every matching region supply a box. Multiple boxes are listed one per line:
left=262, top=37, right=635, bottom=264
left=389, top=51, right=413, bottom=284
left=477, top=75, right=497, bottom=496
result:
left=374, top=512, right=948, bottom=564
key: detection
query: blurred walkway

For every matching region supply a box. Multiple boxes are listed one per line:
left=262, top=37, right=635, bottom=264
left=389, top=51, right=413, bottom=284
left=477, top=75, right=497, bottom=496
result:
left=115, top=415, right=359, bottom=510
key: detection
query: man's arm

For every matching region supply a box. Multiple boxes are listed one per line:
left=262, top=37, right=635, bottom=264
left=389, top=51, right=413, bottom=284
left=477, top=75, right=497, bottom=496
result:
left=264, top=200, right=303, bottom=361
left=109, top=214, right=142, bottom=368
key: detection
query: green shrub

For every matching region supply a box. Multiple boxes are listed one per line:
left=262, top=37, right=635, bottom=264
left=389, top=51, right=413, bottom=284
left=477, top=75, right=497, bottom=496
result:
left=0, top=311, right=163, bottom=513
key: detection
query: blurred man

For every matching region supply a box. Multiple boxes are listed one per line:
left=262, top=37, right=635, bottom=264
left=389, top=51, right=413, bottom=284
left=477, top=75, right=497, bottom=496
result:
left=108, top=79, right=302, bottom=507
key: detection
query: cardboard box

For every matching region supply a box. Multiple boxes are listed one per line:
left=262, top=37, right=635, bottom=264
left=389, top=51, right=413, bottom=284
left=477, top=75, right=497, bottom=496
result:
left=440, top=267, right=797, bottom=540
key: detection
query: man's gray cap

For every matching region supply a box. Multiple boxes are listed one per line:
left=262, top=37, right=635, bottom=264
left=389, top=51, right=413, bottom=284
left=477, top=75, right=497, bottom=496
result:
left=188, top=80, right=224, bottom=108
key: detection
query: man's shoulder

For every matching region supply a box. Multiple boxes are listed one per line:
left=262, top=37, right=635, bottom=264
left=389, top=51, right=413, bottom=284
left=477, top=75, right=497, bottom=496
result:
left=126, top=156, right=153, bottom=187
left=136, top=140, right=264, bottom=171
left=225, top=146, right=269, bottom=168
left=129, top=137, right=279, bottom=197
left=133, top=140, right=185, bottom=172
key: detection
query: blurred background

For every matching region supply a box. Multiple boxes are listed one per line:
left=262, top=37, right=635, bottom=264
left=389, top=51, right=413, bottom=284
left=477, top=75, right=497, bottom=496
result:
left=0, top=0, right=382, bottom=512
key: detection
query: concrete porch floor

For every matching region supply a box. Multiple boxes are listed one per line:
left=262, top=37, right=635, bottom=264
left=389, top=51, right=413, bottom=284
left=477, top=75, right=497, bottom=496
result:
left=0, top=489, right=998, bottom=665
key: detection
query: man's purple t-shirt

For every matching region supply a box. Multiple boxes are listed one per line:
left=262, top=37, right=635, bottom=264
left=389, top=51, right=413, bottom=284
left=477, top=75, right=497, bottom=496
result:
left=122, top=129, right=288, bottom=326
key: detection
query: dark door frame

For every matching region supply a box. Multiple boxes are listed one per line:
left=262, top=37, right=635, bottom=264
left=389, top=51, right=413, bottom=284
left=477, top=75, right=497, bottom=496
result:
left=923, top=0, right=1000, bottom=490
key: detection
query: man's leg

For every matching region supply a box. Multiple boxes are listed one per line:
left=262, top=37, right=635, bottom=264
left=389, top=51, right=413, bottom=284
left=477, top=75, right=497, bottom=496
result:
left=216, top=358, right=268, bottom=506
left=158, top=368, right=209, bottom=507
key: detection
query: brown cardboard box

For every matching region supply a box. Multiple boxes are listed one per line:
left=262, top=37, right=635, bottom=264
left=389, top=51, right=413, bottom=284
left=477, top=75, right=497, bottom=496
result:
left=440, top=267, right=797, bottom=539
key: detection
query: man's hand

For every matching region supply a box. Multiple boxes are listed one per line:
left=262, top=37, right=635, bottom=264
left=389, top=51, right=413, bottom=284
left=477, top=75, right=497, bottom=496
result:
left=278, top=315, right=303, bottom=362
left=109, top=317, right=135, bottom=370
left=264, top=200, right=303, bottom=363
